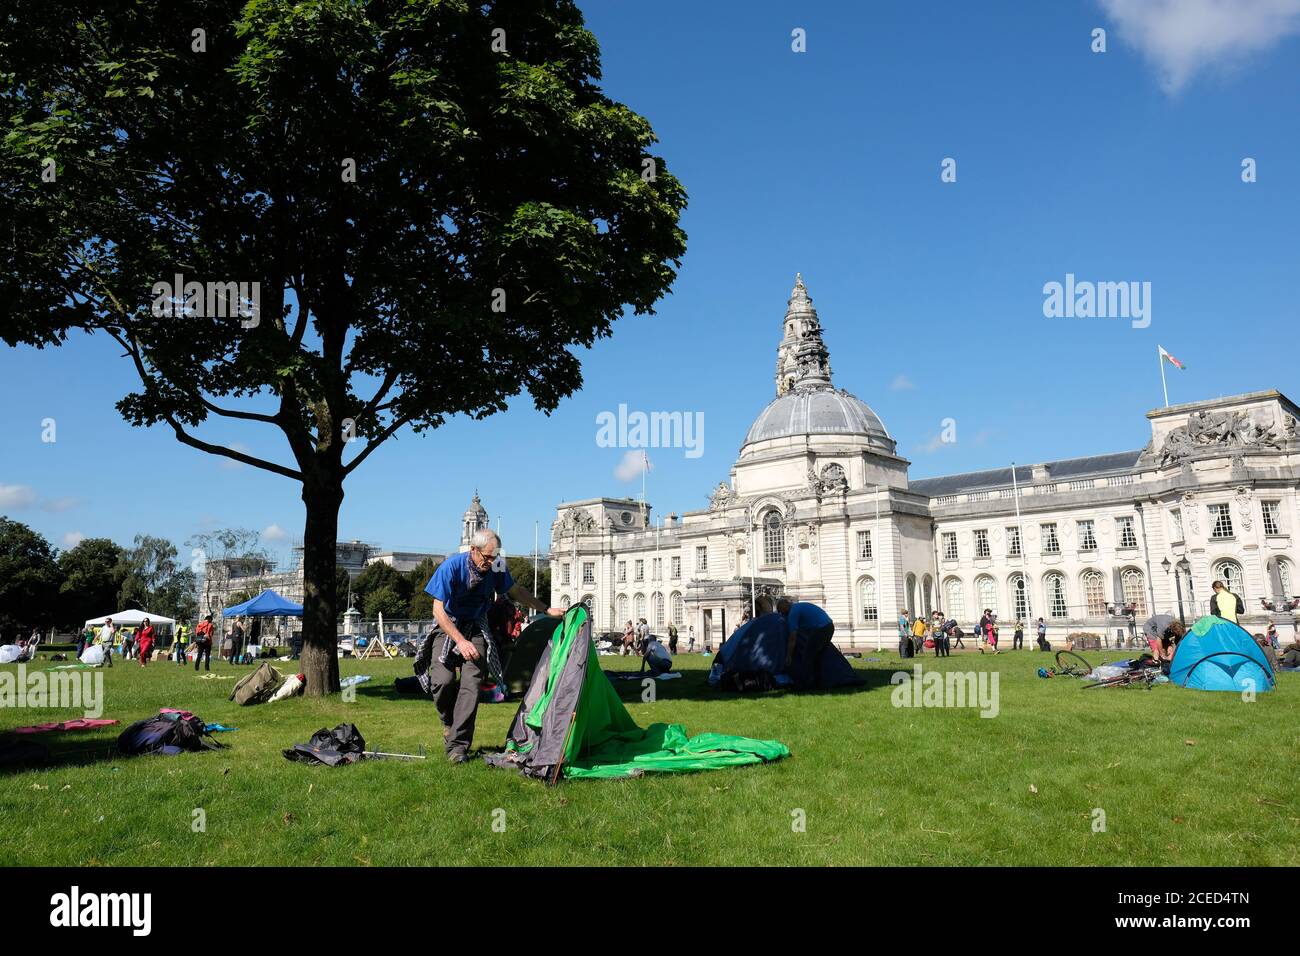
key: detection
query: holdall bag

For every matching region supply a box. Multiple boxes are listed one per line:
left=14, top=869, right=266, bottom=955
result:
left=229, top=661, right=284, bottom=706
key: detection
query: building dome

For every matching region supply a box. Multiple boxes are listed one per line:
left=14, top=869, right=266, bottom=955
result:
left=742, top=273, right=894, bottom=455
left=742, top=388, right=893, bottom=450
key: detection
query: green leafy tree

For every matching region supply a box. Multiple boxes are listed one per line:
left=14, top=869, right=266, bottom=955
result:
left=0, top=0, right=687, bottom=694
left=506, top=555, right=549, bottom=599
left=363, top=583, right=408, bottom=621
left=57, top=537, right=126, bottom=628
left=0, top=518, right=61, bottom=634
left=352, top=561, right=410, bottom=613
left=334, top=566, right=355, bottom=615
left=406, top=556, right=441, bottom=619
left=116, top=534, right=180, bottom=608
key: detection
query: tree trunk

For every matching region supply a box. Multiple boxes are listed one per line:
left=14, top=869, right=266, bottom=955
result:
left=300, top=473, right=344, bottom=696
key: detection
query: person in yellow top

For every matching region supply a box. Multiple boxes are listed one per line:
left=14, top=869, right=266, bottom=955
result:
left=911, top=615, right=928, bottom=654
left=174, top=623, right=189, bottom=665
left=1210, top=580, right=1244, bottom=624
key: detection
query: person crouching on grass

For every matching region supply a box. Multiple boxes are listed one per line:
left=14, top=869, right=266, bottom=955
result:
left=416, top=529, right=561, bottom=764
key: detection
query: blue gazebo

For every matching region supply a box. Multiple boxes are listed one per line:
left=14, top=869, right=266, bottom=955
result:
left=223, top=589, right=304, bottom=618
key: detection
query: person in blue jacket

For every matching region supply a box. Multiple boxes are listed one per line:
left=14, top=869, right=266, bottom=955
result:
left=417, top=529, right=561, bottom=763
left=777, top=598, right=836, bottom=688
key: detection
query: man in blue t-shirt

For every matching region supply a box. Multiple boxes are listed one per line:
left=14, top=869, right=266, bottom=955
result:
left=417, top=529, right=561, bottom=762
left=778, top=598, right=836, bottom=688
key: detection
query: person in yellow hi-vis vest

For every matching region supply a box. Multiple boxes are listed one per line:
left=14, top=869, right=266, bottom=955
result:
left=1210, top=580, right=1244, bottom=624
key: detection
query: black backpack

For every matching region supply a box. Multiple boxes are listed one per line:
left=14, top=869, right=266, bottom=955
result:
left=117, top=711, right=218, bottom=756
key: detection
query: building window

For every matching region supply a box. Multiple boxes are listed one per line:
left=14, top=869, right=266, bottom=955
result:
left=1082, top=570, right=1106, bottom=616
left=670, top=591, right=684, bottom=625
left=976, top=575, right=997, bottom=615
left=561, top=563, right=570, bottom=586
left=1212, top=560, right=1245, bottom=599
left=1077, top=520, right=1097, bottom=552
left=1170, top=508, right=1184, bottom=542
left=670, top=556, right=681, bottom=579
left=651, top=557, right=662, bottom=580
left=1209, top=503, right=1234, bottom=540
left=857, top=530, right=873, bottom=560
left=763, top=511, right=786, bottom=567
left=859, top=577, right=878, bottom=623
left=560, top=594, right=570, bottom=608
left=695, top=546, right=707, bottom=575
left=616, top=561, right=626, bottom=583
left=944, top=577, right=964, bottom=621
left=1006, top=526, right=1022, bottom=557
left=942, top=532, right=958, bottom=561
left=1045, top=573, right=1068, bottom=619
left=1010, top=574, right=1031, bottom=620
left=974, top=529, right=991, bottom=559
left=652, top=593, right=665, bottom=630
left=633, top=593, right=646, bottom=621
left=1121, top=568, right=1148, bottom=615
left=1117, top=516, right=1138, bottom=549
left=634, top=559, right=644, bottom=582
left=1263, top=501, right=1282, bottom=536
left=616, top=593, right=629, bottom=624
left=582, top=562, right=595, bottom=585
left=1041, top=523, right=1061, bottom=554
left=1276, top=560, right=1293, bottom=599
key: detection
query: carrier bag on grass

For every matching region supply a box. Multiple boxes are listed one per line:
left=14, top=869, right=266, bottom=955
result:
left=229, top=662, right=284, bottom=706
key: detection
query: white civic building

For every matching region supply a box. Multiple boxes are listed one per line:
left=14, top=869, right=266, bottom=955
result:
left=550, top=276, right=1300, bottom=649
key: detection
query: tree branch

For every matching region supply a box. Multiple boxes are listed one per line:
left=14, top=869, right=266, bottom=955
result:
left=163, top=414, right=303, bottom=480
left=342, top=413, right=413, bottom=476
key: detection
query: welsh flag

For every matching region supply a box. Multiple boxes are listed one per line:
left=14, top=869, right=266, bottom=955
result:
left=1159, top=346, right=1186, bottom=370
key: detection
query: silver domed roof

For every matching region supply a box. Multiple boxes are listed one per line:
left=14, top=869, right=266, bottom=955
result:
left=742, top=388, right=892, bottom=449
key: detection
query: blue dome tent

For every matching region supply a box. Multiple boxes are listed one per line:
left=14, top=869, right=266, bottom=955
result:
left=1169, top=616, right=1275, bottom=693
left=223, top=589, right=304, bottom=618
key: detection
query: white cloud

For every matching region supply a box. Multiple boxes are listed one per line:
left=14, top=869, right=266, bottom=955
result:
left=916, top=433, right=953, bottom=454
left=890, top=374, right=915, bottom=391
left=262, top=523, right=290, bottom=544
left=41, top=496, right=83, bottom=513
left=219, top=442, right=253, bottom=470
left=614, top=449, right=651, bottom=482
left=0, top=484, right=38, bottom=510
left=1100, top=0, right=1300, bottom=93
left=62, top=531, right=85, bottom=548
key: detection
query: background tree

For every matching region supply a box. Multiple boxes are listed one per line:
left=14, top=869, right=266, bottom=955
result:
left=405, top=556, right=441, bottom=619
left=334, top=566, right=356, bottom=614
left=116, top=534, right=181, bottom=610
left=0, top=0, right=687, bottom=694
left=57, top=537, right=126, bottom=628
left=185, top=527, right=269, bottom=618
left=0, top=518, right=61, bottom=635
left=506, top=555, right=549, bottom=600
left=351, top=561, right=411, bottom=616
left=363, top=584, right=408, bottom=621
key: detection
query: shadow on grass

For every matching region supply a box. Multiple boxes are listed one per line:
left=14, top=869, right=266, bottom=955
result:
left=0, top=727, right=233, bottom=776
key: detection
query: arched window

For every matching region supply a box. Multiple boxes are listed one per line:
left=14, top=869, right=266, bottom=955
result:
left=1212, top=560, right=1245, bottom=601
left=1273, top=558, right=1295, bottom=600
left=1120, top=568, right=1148, bottom=615
left=1044, top=573, right=1068, bottom=619
left=670, top=591, right=684, bottom=626
left=633, top=593, right=646, bottom=622
left=905, top=573, right=918, bottom=615
left=1010, top=574, right=1031, bottom=621
left=652, top=592, right=665, bottom=630
left=763, top=510, right=785, bottom=567
left=859, top=577, right=878, bottom=623
left=615, top=593, right=629, bottom=625
left=922, top=574, right=934, bottom=616
left=944, top=578, right=964, bottom=621
left=1081, top=570, right=1106, bottom=617
left=975, top=575, right=997, bottom=616
left=580, top=594, right=596, bottom=629
left=560, top=594, right=571, bottom=609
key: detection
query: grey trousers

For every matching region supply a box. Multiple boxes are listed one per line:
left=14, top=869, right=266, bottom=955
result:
left=426, top=633, right=488, bottom=755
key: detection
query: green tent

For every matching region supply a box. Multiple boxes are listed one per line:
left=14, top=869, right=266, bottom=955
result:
left=486, top=605, right=790, bottom=783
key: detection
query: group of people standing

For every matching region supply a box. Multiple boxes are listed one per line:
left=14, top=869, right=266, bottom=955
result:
left=896, top=610, right=1057, bottom=657
left=76, top=617, right=159, bottom=666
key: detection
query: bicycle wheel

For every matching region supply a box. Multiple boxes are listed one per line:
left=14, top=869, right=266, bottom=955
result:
left=1055, top=650, right=1093, bottom=676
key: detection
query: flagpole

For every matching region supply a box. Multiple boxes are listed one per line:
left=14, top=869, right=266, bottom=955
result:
left=1158, top=346, right=1169, bottom=408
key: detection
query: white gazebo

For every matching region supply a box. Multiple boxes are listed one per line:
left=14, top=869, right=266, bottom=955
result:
left=84, top=610, right=176, bottom=631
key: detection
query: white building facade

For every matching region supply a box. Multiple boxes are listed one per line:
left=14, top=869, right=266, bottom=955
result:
left=551, top=276, right=1300, bottom=648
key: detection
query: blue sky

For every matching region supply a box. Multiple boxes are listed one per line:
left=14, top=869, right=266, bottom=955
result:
left=3, top=0, right=1299, bottom=568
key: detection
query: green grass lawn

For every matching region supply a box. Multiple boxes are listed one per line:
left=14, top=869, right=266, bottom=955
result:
left=2, top=647, right=1297, bottom=866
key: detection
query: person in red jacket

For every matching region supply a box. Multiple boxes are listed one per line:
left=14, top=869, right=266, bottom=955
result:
left=136, top=618, right=156, bottom=667
left=193, top=614, right=214, bottom=672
